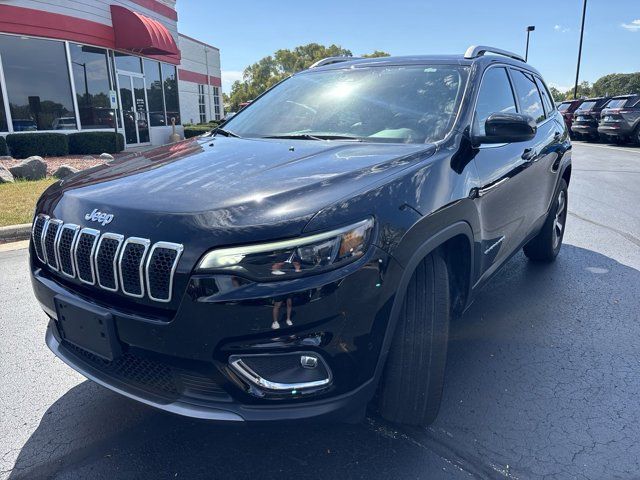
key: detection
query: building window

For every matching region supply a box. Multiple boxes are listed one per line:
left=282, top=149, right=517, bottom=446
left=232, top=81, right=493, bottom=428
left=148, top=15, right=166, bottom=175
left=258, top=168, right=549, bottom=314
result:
left=114, top=52, right=142, bottom=73
left=162, top=63, right=180, bottom=125
left=0, top=34, right=76, bottom=131
left=213, top=86, right=220, bottom=120
left=143, top=59, right=165, bottom=126
left=70, top=44, right=115, bottom=129
left=0, top=79, right=7, bottom=132
left=198, top=84, right=206, bottom=123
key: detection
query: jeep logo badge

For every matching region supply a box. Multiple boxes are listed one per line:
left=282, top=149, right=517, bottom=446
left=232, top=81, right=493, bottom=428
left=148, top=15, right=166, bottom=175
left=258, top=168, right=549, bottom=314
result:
left=85, top=209, right=114, bottom=226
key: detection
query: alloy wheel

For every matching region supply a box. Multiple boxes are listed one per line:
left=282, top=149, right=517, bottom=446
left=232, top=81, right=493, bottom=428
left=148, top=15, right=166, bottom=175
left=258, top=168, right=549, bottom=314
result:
left=553, top=190, right=566, bottom=249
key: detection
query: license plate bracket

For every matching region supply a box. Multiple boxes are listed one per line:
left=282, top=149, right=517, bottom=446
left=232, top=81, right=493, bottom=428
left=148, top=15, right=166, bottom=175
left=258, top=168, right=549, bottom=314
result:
left=54, top=295, right=121, bottom=361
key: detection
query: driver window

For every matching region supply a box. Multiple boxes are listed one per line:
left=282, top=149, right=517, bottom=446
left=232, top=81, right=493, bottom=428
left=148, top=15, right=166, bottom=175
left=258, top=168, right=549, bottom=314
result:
left=474, top=67, right=517, bottom=136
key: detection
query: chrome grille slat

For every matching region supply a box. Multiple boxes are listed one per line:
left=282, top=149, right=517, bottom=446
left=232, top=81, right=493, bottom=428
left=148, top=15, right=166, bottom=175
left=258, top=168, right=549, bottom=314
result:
left=57, top=224, right=80, bottom=278
left=44, top=219, right=63, bottom=271
left=146, top=242, right=184, bottom=303
left=118, top=237, right=151, bottom=298
left=74, top=228, right=100, bottom=285
left=95, top=233, right=124, bottom=292
left=31, top=214, right=49, bottom=263
left=34, top=217, right=182, bottom=303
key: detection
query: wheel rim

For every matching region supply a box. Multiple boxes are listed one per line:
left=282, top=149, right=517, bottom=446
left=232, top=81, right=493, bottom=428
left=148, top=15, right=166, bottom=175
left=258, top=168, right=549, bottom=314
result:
left=553, top=190, right=566, bottom=249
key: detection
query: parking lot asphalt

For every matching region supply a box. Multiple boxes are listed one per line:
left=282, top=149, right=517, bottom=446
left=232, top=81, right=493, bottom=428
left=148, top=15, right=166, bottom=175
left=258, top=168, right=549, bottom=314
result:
left=1, top=141, right=639, bottom=480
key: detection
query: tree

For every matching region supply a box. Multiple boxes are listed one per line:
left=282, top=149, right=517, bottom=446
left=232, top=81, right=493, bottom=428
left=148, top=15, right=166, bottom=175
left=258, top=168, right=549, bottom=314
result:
left=226, top=43, right=389, bottom=111
left=361, top=50, right=390, bottom=58
left=549, top=86, right=565, bottom=103
left=592, top=73, right=640, bottom=97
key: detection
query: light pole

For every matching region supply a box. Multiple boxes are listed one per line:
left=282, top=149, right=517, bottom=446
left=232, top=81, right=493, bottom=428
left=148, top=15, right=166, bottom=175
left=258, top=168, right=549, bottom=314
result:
left=574, top=0, right=588, bottom=99
left=525, top=26, right=535, bottom=62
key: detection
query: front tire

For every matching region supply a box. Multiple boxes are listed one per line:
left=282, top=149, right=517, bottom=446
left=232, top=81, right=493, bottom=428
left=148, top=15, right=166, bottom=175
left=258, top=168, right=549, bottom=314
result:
left=379, top=252, right=450, bottom=426
left=523, top=179, right=568, bottom=262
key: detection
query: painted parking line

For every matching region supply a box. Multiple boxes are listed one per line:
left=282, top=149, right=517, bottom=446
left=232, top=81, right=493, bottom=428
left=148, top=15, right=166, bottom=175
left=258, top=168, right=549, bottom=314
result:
left=0, top=240, right=29, bottom=252
left=574, top=142, right=640, bottom=155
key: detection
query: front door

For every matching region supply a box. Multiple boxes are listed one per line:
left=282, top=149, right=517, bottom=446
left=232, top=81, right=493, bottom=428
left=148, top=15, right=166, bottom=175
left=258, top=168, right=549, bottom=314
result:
left=118, top=73, right=150, bottom=146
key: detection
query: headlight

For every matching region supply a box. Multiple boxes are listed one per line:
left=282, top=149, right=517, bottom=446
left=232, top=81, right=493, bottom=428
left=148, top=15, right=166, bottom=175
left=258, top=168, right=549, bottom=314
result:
left=196, top=218, right=375, bottom=281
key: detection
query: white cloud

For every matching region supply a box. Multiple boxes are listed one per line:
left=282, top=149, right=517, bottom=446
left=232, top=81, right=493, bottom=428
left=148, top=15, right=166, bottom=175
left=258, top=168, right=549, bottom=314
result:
left=554, top=24, right=570, bottom=33
left=548, top=82, right=571, bottom=92
left=621, top=19, right=640, bottom=31
left=221, top=70, right=244, bottom=94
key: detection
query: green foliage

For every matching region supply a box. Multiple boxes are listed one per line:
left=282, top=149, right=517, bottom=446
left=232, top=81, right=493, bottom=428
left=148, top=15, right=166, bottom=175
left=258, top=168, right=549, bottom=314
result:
left=549, top=86, right=565, bottom=103
left=68, top=132, right=124, bottom=154
left=227, top=43, right=389, bottom=111
left=592, top=73, right=640, bottom=97
left=361, top=50, right=390, bottom=58
left=0, top=136, right=6, bottom=156
left=6, top=133, right=69, bottom=159
left=184, top=125, right=215, bottom=138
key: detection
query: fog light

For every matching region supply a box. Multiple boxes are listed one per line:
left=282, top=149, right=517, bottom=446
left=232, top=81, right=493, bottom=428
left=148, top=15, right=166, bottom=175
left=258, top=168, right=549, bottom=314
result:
left=229, top=352, right=331, bottom=394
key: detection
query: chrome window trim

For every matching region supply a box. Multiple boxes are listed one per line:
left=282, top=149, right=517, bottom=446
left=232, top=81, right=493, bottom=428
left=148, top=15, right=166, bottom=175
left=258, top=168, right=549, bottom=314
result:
left=145, top=241, right=183, bottom=303
left=57, top=223, right=80, bottom=279
left=45, top=219, right=64, bottom=271
left=32, top=214, right=49, bottom=263
left=95, top=232, right=124, bottom=292
left=74, top=228, right=100, bottom=285
left=118, top=237, right=151, bottom=298
left=229, top=355, right=332, bottom=392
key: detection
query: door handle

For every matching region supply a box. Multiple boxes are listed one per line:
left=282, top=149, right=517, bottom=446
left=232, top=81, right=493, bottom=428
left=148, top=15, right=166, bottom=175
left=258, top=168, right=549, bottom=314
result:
left=522, top=148, right=536, bottom=162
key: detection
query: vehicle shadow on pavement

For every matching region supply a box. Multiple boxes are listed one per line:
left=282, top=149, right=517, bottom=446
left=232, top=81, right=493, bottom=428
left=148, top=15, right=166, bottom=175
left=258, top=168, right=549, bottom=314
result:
left=8, top=245, right=640, bottom=480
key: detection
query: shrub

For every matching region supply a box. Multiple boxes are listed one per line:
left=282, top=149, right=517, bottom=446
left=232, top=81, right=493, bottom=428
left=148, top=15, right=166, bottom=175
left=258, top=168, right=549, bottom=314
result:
left=6, top=133, right=68, bottom=159
left=184, top=125, right=215, bottom=139
left=68, top=132, right=125, bottom=155
left=0, top=136, right=6, bottom=156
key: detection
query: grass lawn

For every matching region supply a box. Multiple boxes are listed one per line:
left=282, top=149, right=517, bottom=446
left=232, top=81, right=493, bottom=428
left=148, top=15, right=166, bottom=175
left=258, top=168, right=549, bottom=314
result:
left=0, top=178, right=57, bottom=227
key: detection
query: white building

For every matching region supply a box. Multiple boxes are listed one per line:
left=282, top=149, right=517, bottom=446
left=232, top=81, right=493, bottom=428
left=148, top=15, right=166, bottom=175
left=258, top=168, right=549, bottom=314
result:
left=0, top=0, right=223, bottom=148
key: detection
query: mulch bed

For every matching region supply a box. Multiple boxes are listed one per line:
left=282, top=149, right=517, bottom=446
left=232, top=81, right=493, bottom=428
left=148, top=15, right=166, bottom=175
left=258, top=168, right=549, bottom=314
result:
left=0, top=155, right=108, bottom=176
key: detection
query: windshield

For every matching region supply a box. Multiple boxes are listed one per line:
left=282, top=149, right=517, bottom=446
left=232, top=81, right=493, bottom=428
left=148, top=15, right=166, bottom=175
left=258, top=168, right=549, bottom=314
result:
left=224, top=65, right=469, bottom=144
left=576, top=101, right=597, bottom=111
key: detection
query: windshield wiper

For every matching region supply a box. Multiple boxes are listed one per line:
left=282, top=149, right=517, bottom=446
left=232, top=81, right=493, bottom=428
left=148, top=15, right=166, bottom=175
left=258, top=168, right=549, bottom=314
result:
left=213, top=127, right=241, bottom=138
left=262, top=134, right=363, bottom=141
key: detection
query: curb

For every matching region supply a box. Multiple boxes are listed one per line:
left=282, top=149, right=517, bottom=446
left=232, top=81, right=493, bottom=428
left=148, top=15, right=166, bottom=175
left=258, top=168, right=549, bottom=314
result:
left=0, top=223, right=31, bottom=243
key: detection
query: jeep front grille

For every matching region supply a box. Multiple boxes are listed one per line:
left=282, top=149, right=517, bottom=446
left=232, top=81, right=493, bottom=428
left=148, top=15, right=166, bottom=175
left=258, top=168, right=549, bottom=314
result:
left=31, top=214, right=183, bottom=303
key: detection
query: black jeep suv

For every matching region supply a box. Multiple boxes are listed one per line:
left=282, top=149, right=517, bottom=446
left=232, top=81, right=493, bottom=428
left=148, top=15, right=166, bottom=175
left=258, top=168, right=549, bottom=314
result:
left=30, top=46, right=571, bottom=426
left=598, top=94, right=640, bottom=144
left=570, top=96, right=611, bottom=141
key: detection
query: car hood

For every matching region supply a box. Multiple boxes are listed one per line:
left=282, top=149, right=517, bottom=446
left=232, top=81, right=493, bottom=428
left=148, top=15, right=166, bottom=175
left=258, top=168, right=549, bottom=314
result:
left=40, top=136, right=434, bottom=247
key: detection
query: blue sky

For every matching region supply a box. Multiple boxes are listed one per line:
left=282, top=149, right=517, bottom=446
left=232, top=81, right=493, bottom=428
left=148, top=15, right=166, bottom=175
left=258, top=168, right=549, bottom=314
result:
left=177, top=0, right=639, bottom=94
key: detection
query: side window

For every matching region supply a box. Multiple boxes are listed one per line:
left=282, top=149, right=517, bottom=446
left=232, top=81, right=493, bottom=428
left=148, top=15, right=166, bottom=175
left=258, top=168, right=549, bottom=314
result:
left=535, top=76, right=554, bottom=115
left=510, top=69, right=545, bottom=123
left=474, top=67, right=517, bottom=136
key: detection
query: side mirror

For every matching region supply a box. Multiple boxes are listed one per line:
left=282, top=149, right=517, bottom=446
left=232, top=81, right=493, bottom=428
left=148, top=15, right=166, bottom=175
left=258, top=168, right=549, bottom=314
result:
left=477, top=112, right=537, bottom=144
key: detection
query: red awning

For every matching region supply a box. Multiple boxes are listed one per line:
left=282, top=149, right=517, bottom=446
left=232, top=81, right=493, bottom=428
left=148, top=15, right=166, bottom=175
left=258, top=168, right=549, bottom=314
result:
left=110, top=5, right=179, bottom=57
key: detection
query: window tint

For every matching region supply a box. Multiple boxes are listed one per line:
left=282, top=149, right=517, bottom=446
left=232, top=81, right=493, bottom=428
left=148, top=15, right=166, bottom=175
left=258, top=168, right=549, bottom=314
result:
left=510, top=69, right=545, bottom=123
left=605, top=98, right=630, bottom=109
left=70, top=44, right=114, bottom=130
left=161, top=63, right=180, bottom=125
left=558, top=103, right=570, bottom=112
left=144, top=59, right=165, bottom=126
left=473, top=67, right=516, bottom=136
left=0, top=35, right=76, bottom=131
left=577, top=101, right=596, bottom=111
left=535, top=77, right=554, bottom=115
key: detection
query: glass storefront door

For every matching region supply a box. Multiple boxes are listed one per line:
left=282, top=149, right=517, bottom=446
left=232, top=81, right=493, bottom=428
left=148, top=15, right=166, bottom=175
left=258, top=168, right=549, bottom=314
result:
left=118, top=73, right=150, bottom=145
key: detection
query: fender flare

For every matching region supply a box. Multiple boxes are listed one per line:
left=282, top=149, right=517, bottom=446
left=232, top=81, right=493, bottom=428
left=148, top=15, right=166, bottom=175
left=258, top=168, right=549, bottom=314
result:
left=373, top=220, right=474, bottom=382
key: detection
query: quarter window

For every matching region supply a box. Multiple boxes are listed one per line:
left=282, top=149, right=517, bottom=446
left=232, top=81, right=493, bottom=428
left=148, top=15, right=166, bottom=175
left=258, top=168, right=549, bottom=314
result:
left=534, top=76, right=554, bottom=115
left=473, top=67, right=517, bottom=136
left=510, top=69, right=545, bottom=123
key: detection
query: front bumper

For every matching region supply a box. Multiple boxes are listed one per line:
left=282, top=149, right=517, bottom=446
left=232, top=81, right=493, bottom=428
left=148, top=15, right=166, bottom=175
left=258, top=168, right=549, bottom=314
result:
left=33, top=245, right=395, bottom=422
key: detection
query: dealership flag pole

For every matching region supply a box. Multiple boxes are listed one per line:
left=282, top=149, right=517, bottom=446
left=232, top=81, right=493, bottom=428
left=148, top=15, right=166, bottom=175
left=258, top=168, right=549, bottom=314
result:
left=574, top=0, right=588, bottom=99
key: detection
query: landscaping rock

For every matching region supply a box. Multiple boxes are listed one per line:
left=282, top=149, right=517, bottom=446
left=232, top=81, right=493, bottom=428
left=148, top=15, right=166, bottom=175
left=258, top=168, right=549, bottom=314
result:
left=0, top=164, right=14, bottom=183
left=8, top=156, right=47, bottom=180
left=83, top=155, right=94, bottom=160
left=99, top=153, right=114, bottom=160
left=53, top=164, right=79, bottom=179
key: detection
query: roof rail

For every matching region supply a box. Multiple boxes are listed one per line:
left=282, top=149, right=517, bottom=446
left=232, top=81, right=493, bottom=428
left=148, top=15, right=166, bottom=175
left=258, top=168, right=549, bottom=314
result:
left=308, top=56, right=359, bottom=69
left=464, top=45, right=525, bottom=63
